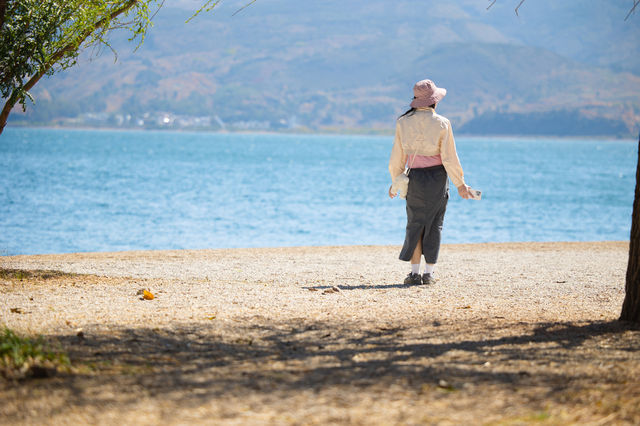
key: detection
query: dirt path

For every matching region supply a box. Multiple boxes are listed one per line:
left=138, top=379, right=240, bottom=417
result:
left=1, top=242, right=639, bottom=424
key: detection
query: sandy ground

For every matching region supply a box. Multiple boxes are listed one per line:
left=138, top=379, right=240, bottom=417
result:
left=1, top=242, right=639, bottom=425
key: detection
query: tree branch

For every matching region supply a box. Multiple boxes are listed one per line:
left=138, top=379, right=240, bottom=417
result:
left=1, top=0, right=139, bottom=135
left=34, top=0, right=137, bottom=86
left=625, top=0, right=640, bottom=21
left=232, top=0, right=258, bottom=17
left=488, top=0, right=639, bottom=20
left=187, top=0, right=221, bottom=23
left=486, top=0, right=525, bottom=15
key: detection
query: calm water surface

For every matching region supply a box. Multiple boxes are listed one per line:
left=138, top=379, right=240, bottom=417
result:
left=0, top=128, right=636, bottom=255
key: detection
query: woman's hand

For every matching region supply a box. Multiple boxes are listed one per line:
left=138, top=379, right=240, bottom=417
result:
left=389, top=185, right=397, bottom=198
left=457, top=184, right=473, bottom=199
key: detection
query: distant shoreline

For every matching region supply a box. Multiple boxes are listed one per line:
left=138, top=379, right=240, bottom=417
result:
left=1, top=240, right=629, bottom=263
left=3, top=124, right=636, bottom=141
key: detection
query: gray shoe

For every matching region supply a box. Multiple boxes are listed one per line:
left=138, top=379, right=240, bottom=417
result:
left=404, top=273, right=422, bottom=285
left=422, top=273, right=436, bottom=285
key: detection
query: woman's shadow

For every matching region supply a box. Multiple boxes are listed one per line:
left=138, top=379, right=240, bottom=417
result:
left=303, top=282, right=425, bottom=291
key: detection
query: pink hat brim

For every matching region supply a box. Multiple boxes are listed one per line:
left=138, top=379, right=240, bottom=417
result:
left=410, top=87, right=447, bottom=108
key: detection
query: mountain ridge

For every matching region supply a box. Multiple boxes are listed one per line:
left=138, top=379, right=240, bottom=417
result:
left=7, top=0, right=640, bottom=136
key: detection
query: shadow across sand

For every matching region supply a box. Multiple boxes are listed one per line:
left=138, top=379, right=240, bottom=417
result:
left=303, top=282, right=424, bottom=290
left=2, top=319, right=639, bottom=421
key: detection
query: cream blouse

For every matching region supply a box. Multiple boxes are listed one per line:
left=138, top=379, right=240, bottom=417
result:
left=388, top=107, right=466, bottom=189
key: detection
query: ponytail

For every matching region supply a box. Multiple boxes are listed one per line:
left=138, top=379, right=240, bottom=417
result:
left=398, top=108, right=416, bottom=119
left=398, top=102, right=437, bottom=119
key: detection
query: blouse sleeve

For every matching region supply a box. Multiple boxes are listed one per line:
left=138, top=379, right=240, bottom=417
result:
left=439, top=120, right=466, bottom=188
left=389, top=122, right=407, bottom=181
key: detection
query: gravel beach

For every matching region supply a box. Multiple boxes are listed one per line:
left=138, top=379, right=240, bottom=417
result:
left=1, top=242, right=639, bottom=425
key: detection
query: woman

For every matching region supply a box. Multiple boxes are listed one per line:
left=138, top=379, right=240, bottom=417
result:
left=389, top=79, right=472, bottom=285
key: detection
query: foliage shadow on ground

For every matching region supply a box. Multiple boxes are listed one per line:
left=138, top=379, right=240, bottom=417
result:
left=1, top=319, right=636, bottom=417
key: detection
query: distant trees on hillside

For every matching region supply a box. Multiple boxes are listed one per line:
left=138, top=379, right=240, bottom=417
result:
left=459, top=110, right=629, bottom=137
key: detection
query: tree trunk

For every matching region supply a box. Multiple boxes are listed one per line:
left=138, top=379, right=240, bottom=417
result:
left=0, top=0, right=7, bottom=31
left=620, top=136, right=640, bottom=322
left=0, top=95, right=16, bottom=136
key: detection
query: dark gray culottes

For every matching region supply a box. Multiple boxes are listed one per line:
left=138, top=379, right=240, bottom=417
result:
left=399, top=165, right=449, bottom=263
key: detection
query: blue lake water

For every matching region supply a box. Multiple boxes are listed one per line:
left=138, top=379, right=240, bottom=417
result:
left=0, top=127, right=637, bottom=255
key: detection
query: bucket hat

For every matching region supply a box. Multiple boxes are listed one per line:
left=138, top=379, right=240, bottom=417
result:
left=410, top=79, right=447, bottom=108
